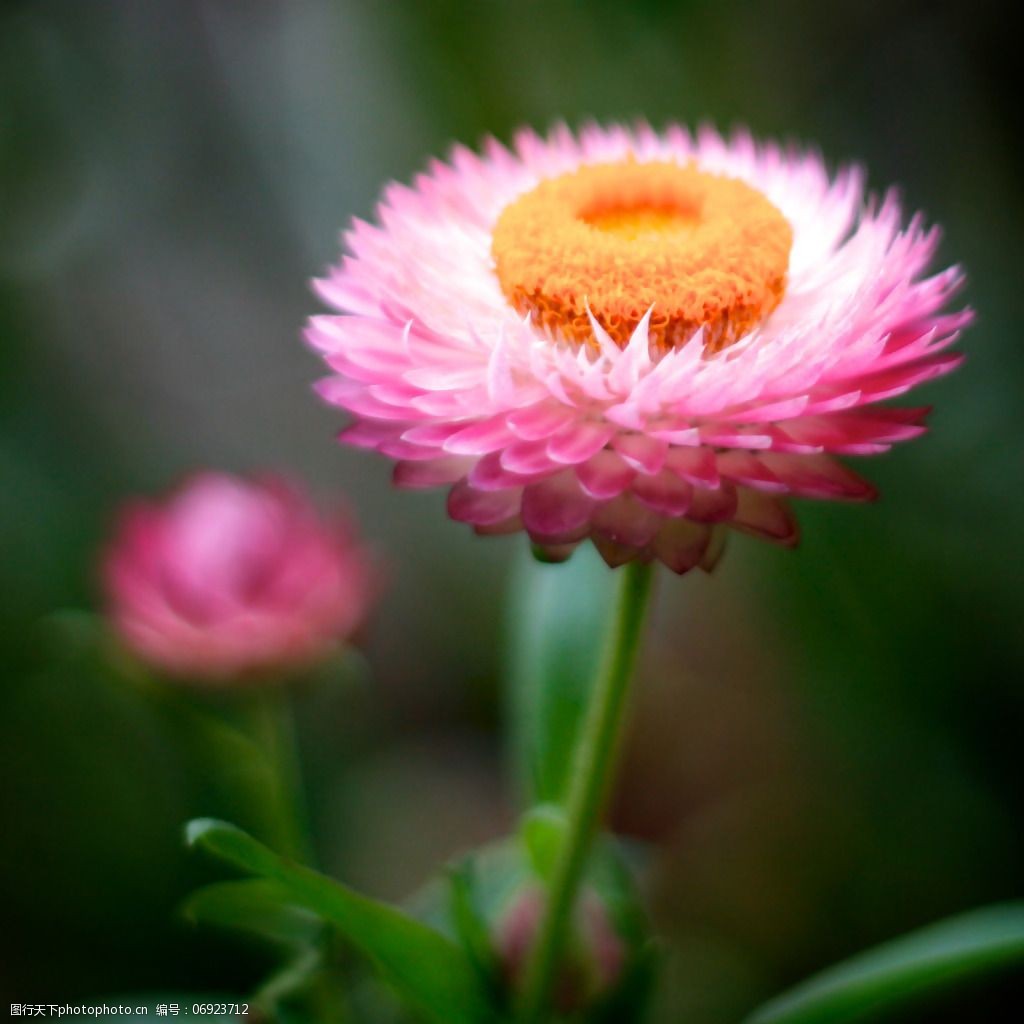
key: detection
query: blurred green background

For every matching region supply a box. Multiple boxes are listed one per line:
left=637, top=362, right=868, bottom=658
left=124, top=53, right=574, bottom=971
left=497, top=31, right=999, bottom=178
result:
left=1, top=1, right=1022, bottom=1020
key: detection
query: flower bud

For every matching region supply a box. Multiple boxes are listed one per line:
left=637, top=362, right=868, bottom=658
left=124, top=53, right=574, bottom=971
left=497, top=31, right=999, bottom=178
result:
left=494, top=884, right=626, bottom=1013
left=102, top=472, right=375, bottom=682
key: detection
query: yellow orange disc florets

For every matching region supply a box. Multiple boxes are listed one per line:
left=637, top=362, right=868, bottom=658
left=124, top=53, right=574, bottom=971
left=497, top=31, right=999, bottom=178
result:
left=491, top=160, right=793, bottom=352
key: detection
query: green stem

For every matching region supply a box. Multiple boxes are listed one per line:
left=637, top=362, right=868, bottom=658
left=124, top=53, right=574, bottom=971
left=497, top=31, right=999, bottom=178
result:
left=517, top=560, right=655, bottom=1022
left=249, top=690, right=315, bottom=866
left=137, top=668, right=315, bottom=865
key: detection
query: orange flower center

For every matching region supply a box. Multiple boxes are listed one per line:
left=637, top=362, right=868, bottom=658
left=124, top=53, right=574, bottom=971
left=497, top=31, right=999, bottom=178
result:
left=492, top=160, right=793, bottom=353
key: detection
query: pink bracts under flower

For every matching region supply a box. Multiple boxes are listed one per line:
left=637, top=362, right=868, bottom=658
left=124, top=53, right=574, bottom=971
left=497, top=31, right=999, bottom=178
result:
left=307, top=123, right=970, bottom=572
left=103, top=473, right=375, bottom=681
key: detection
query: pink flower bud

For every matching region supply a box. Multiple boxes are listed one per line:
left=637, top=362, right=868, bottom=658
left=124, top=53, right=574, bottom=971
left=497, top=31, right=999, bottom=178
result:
left=495, top=884, right=626, bottom=1012
left=102, top=472, right=375, bottom=682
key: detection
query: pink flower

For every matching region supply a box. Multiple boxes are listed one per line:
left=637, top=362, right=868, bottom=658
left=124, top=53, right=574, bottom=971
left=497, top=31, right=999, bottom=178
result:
left=103, top=473, right=375, bottom=681
left=308, top=123, right=970, bottom=572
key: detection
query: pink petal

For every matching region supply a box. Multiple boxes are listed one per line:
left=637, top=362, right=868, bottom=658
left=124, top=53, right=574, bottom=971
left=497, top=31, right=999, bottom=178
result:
left=576, top=450, right=635, bottom=500
left=368, top=383, right=422, bottom=406
left=730, top=490, right=799, bottom=546
left=325, top=388, right=418, bottom=422
left=805, top=390, right=864, bottom=415
left=547, top=421, right=616, bottom=465
left=324, top=349, right=400, bottom=384
left=760, top=425, right=826, bottom=455
left=592, top=495, right=662, bottom=547
left=337, top=421, right=404, bottom=451
left=698, top=427, right=772, bottom=449
left=687, top=484, right=739, bottom=523
left=402, top=422, right=465, bottom=446
left=314, top=376, right=362, bottom=406
left=633, top=472, right=693, bottom=516
left=664, top=447, right=720, bottom=488
left=393, top=457, right=473, bottom=489
left=474, top=515, right=523, bottom=536
left=447, top=481, right=523, bottom=526
left=592, top=536, right=644, bottom=569
left=649, top=426, right=701, bottom=445
left=521, top=472, right=596, bottom=543
left=378, top=437, right=446, bottom=460
left=403, top=364, right=486, bottom=390
left=531, top=542, right=580, bottom=563
left=612, top=433, right=668, bottom=474
left=501, top=440, right=560, bottom=475
left=506, top=402, right=577, bottom=441
left=469, top=451, right=549, bottom=492
left=854, top=353, right=963, bottom=402
left=716, top=451, right=787, bottom=493
left=759, top=453, right=877, bottom=501
left=699, top=527, right=729, bottom=572
left=652, top=520, right=711, bottom=574
left=779, top=408, right=929, bottom=452
left=726, top=396, right=810, bottom=423
left=443, top=416, right=517, bottom=455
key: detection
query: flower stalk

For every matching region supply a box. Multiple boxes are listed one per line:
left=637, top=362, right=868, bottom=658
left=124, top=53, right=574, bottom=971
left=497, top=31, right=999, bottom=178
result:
left=517, top=559, right=655, bottom=1021
left=247, top=689, right=315, bottom=866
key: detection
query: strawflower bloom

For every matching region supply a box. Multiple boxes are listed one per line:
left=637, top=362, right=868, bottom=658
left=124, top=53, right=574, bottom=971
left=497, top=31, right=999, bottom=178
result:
left=103, top=472, right=374, bottom=681
left=308, top=123, right=969, bottom=572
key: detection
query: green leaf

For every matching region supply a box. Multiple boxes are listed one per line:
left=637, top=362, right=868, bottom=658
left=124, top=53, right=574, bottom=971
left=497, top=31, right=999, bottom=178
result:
left=186, top=818, right=496, bottom=1024
left=184, top=883, right=339, bottom=1022
left=446, top=860, right=500, bottom=992
left=505, top=545, right=616, bottom=806
left=744, top=902, right=1024, bottom=1024
left=183, top=878, right=324, bottom=950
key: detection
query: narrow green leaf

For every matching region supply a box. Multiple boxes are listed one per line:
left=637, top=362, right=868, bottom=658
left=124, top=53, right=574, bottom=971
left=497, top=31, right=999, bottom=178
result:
left=184, top=879, right=337, bottom=1018
left=446, top=860, right=501, bottom=991
left=745, top=902, right=1024, bottom=1024
left=183, top=878, right=324, bottom=950
left=505, top=545, right=616, bottom=806
left=186, top=819, right=496, bottom=1024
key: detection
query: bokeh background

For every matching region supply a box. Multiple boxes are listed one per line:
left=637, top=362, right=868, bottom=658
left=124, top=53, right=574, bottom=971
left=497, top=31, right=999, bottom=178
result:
left=2, top=1, right=1022, bottom=1020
